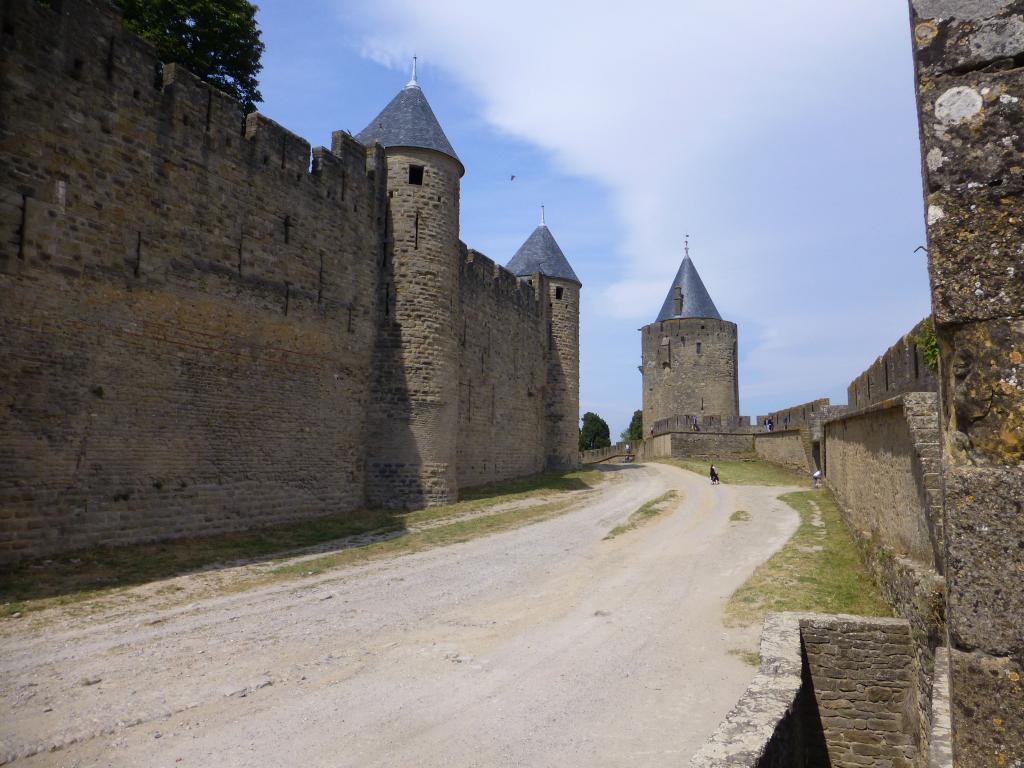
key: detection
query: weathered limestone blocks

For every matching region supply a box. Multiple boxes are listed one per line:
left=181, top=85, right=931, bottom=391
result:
left=690, top=614, right=919, bottom=768
left=909, top=0, right=1024, bottom=763
left=943, top=464, right=1024, bottom=654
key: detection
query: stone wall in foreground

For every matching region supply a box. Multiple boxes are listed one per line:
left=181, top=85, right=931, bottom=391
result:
left=690, top=613, right=919, bottom=768
left=908, top=0, right=1024, bottom=762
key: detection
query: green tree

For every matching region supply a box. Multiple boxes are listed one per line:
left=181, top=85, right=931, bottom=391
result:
left=118, top=0, right=265, bottom=111
left=579, top=412, right=611, bottom=452
left=620, top=409, right=643, bottom=442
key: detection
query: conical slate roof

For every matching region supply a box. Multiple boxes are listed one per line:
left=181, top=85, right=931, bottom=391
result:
left=356, top=68, right=462, bottom=174
left=655, top=254, right=721, bottom=321
left=507, top=224, right=581, bottom=285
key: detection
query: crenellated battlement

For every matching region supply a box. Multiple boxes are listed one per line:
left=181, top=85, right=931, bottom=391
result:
left=461, top=247, right=543, bottom=314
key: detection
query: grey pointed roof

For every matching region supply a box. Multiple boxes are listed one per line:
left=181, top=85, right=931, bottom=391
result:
left=655, top=255, right=721, bottom=321
left=507, top=225, right=581, bottom=285
left=356, top=81, right=463, bottom=174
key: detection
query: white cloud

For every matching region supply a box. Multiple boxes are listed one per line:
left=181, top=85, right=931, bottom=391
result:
left=336, top=0, right=932, bottom=418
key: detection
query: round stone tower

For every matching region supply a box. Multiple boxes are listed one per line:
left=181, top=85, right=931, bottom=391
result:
left=358, top=61, right=464, bottom=507
left=507, top=209, right=581, bottom=470
left=640, top=242, right=738, bottom=431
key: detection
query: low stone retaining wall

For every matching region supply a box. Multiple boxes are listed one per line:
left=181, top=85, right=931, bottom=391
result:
left=691, top=613, right=918, bottom=768
left=579, top=442, right=631, bottom=464
left=752, top=430, right=807, bottom=473
left=822, top=392, right=946, bottom=749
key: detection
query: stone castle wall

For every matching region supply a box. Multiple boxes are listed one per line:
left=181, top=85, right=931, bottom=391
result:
left=455, top=249, right=549, bottom=488
left=0, top=0, right=384, bottom=560
left=0, top=0, right=578, bottom=561
left=751, top=431, right=807, bottom=473
left=641, top=316, right=739, bottom=428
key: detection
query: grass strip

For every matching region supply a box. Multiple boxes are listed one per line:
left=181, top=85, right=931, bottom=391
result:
left=729, top=510, right=751, bottom=523
left=725, top=490, right=892, bottom=627
left=1, top=468, right=605, bottom=618
left=657, top=457, right=807, bottom=487
left=273, top=497, right=580, bottom=577
left=604, top=491, right=679, bottom=540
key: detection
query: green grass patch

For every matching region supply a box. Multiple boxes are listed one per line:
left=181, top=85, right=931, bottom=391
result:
left=728, top=648, right=760, bottom=667
left=273, top=497, right=579, bottom=578
left=0, top=469, right=605, bottom=618
left=604, top=491, right=679, bottom=539
left=457, top=468, right=603, bottom=502
left=658, top=458, right=806, bottom=487
left=730, top=510, right=751, bottom=523
left=725, top=490, right=892, bottom=626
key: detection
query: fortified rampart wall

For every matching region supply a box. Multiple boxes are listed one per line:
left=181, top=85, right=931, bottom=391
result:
left=0, top=0, right=383, bottom=561
left=0, top=0, right=575, bottom=562
left=847, top=320, right=937, bottom=410
left=456, top=248, right=549, bottom=487
left=751, top=431, right=807, bottom=473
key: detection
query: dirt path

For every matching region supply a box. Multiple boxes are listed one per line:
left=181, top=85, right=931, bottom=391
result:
left=1, top=463, right=799, bottom=767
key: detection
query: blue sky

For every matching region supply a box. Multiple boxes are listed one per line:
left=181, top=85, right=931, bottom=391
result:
left=253, top=0, right=931, bottom=437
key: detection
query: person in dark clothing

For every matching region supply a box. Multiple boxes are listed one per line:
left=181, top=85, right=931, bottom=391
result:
left=709, top=464, right=720, bottom=485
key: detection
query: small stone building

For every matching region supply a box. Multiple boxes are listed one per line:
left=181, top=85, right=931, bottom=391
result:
left=640, top=244, right=739, bottom=429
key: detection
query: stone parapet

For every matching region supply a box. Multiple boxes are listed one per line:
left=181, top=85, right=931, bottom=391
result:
left=691, top=613, right=919, bottom=768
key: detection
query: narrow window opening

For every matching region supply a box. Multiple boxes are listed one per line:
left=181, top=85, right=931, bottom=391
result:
left=414, top=211, right=419, bottom=250
left=673, top=286, right=682, bottom=315
left=408, top=164, right=424, bottom=185
left=347, top=306, right=354, bottom=332
left=283, top=215, right=291, bottom=243
left=237, top=226, right=244, bottom=275
left=884, top=358, right=890, bottom=390
left=106, top=37, right=116, bottom=81
left=17, top=194, right=29, bottom=260
left=341, top=171, right=346, bottom=200
left=384, top=283, right=390, bottom=316
left=317, top=253, right=324, bottom=305
left=701, top=397, right=704, bottom=411
left=555, top=286, right=563, bottom=300
left=913, top=345, right=919, bottom=379
left=696, top=342, right=702, bottom=354
left=134, top=231, right=142, bottom=277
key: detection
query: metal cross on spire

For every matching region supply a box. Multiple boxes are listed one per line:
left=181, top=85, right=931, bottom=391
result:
left=684, top=233, right=690, bottom=258
left=406, top=56, right=419, bottom=89
left=541, top=204, right=546, bottom=227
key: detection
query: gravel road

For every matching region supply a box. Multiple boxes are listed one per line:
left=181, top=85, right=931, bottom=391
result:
left=1, top=462, right=799, bottom=767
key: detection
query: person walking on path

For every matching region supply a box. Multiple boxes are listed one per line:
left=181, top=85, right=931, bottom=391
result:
left=812, top=469, right=822, bottom=489
left=709, top=464, right=720, bottom=485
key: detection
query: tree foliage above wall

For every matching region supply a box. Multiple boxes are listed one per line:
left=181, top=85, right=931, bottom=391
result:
left=117, top=0, right=265, bottom=111
left=620, top=409, right=643, bottom=443
left=580, top=412, right=611, bottom=452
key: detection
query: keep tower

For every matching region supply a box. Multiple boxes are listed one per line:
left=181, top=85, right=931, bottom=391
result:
left=507, top=209, right=581, bottom=470
left=640, top=241, right=739, bottom=429
left=358, top=61, right=464, bottom=508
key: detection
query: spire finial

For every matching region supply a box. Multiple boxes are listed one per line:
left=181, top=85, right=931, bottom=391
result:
left=540, top=204, right=546, bottom=227
left=684, top=233, right=690, bottom=258
left=406, top=56, right=419, bottom=89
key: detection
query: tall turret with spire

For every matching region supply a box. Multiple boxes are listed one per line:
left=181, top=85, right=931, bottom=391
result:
left=639, top=238, right=739, bottom=430
left=507, top=208, right=581, bottom=470
left=359, top=59, right=464, bottom=508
